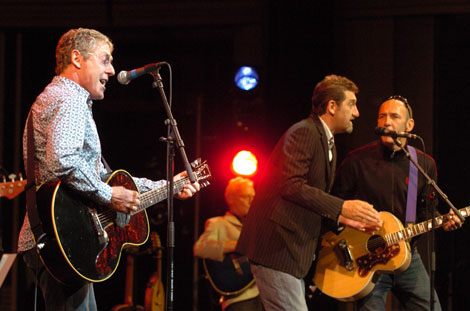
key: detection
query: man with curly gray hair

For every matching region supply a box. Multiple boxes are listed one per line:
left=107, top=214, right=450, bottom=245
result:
left=19, top=28, right=199, bottom=310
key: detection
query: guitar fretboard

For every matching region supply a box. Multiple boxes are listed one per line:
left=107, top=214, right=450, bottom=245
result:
left=131, top=177, right=189, bottom=215
left=384, top=206, right=469, bottom=246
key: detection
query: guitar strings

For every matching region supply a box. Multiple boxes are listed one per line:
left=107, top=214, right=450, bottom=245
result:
left=355, top=207, right=469, bottom=253
left=94, top=166, right=208, bottom=228
left=95, top=178, right=189, bottom=226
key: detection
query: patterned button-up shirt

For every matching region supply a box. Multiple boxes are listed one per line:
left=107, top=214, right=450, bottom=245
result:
left=18, top=76, right=165, bottom=252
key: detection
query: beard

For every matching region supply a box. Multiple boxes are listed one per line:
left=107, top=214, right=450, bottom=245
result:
left=345, top=122, right=353, bottom=134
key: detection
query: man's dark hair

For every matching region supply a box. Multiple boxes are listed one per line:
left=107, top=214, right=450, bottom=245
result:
left=311, top=75, right=359, bottom=115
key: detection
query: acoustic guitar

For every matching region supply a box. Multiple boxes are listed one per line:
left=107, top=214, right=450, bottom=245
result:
left=111, top=246, right=144, bottom=311
left=144, top=232, right=165, bottom=311
left=111, top=232, right=165, bottom=311
left=35, top=159, right=211, bottom=286
left=203, top=252, right=254, bottom=296
left=313, top=208, right=469, bottom=302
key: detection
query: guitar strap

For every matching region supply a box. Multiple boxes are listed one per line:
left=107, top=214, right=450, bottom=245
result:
left=405, top=145, right=418, bottom=224
left=25, top=113, right=45, bottom=244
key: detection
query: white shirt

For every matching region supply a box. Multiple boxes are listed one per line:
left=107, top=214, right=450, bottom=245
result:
left=319, top=116, right=334, bottom=161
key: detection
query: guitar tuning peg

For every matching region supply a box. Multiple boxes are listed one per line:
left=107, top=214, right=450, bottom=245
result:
left=18, top=172, right=23, bottom=180
left=193, top=158, right=201, bottom=167
left=8, top=174, right=17, bottom=181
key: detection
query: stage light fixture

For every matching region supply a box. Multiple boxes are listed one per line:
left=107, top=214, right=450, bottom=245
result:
left=232, top=150, right=258, bottom=176
left=234, top=66, right=258, bottom=91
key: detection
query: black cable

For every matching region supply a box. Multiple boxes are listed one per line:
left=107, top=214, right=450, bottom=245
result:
left=33, top=233, right=46, bottom=311
left=33, top=250, right=40, bottom=311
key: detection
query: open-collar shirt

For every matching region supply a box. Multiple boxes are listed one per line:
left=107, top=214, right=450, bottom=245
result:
left=18, top=76, right=165, bottom=252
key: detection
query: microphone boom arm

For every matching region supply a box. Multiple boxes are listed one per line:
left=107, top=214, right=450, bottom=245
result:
left=150, top=67, right=196, bottom=184
left=393, top=138, right=465, bottom=222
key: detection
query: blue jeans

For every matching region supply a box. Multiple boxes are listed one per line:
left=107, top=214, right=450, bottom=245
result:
left=356, top=250, right=441, bottom=311
left=250, top=263, right=308, bottom=311
left=22, top=249, right=97, bottom=311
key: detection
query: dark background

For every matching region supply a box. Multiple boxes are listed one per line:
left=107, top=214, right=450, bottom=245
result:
left=1, top=1, right=470, bottom=310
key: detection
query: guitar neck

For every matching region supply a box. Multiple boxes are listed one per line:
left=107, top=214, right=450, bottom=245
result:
left=130, top=178, right=188, bottom=215
left=385, top=206, right=470, bottom=246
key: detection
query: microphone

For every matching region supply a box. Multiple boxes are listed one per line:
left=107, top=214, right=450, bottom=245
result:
left=374, top=127, right=419, bottom=139
left=117, top=62, right=163, bottom=85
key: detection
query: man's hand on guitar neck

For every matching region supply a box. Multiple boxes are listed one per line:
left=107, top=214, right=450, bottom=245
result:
left=174, top=171, right=200, bottom=200
left=339, top=200, right=383, bottom=232
left=110, top=171, right=200, bottom=214
left=443, top=208, right=463, bottom=231
left=110, top=186, right=140, bottom=214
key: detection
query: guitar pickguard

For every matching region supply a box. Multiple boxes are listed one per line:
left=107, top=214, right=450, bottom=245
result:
left=356, top=244, right=400, bottom=277
left=95, top=212, right=149, bottom=276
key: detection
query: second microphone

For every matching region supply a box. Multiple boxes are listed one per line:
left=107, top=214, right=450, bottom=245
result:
left=374, top=127, right=419, bottom=139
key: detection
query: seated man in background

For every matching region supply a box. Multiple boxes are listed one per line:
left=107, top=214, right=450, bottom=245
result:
left=194, top=177, right=263, bottom=311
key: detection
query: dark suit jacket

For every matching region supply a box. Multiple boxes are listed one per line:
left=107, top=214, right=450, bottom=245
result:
left=236, top=114, right=344, bottom=278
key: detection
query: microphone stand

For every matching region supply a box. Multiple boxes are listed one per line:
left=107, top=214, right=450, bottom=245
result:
left=393, top=138, right=464, bottom=311
left=150, top=65, right=196, bottom=311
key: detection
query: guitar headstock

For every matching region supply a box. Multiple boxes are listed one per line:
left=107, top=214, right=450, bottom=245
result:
left=190, top=159, right=212, bottom=189
left=150, top=231, right=163, bottom=258
left=0, top=178, right=27, bottom=199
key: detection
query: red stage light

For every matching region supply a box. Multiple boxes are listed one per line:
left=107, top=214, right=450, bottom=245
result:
left=232, top=150, right=258, bottom=177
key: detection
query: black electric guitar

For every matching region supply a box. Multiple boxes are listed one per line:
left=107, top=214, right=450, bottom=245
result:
left=203, top=252, right=254, bottom=296
left=313, top=208, right=469, bottom=302
left=35, top=159, right=211, bottom=286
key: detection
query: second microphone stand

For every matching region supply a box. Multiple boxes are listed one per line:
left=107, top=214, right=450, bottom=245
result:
left=394, top=138, right=464, bottom=311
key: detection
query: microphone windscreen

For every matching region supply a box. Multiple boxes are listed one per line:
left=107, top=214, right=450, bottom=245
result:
left=374, top=127, right=386, bottom=135
left=117, top=71, right=130, bottom=85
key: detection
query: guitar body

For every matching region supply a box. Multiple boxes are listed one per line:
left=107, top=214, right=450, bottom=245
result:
left=203, top=253, right=254, bottom=296
left=33, top=159, right=211, bottom=286
left=313, top=212, right=411, bottom=302
left=36, top=170, right=149, bottom=285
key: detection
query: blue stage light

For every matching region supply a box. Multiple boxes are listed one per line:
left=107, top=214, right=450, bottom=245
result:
left=234, top=66, right=259, bottom=91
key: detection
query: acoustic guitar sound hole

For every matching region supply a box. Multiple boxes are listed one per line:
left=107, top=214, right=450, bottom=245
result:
left=366, top=235, right=386, bottom=254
